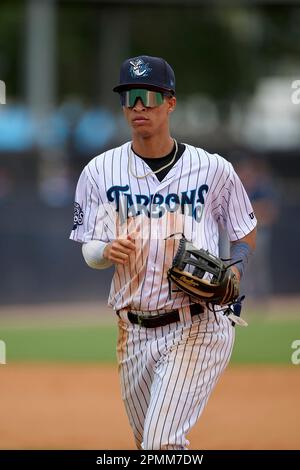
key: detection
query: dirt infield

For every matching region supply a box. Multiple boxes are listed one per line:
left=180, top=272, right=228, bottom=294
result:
left=0, top=364, right=299, bottom=450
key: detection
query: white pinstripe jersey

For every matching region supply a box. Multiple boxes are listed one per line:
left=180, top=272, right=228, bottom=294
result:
left=70, top=142, right=257, bottom=313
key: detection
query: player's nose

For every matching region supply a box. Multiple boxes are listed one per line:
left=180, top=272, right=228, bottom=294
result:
left=133, top=98, right=146, bottom=111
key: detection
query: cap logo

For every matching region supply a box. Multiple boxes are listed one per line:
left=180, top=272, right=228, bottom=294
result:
left=129, top=58, right=152, bottom=78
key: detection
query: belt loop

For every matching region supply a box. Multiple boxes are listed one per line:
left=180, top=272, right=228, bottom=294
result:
left=116, top=309, right=128, bottom=322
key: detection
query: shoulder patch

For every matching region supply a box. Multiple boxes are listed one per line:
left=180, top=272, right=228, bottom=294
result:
left=73, top=202, right=84, bottom=230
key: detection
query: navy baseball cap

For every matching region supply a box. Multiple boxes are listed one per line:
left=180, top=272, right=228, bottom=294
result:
left=113, top=55, right=176, bottom=95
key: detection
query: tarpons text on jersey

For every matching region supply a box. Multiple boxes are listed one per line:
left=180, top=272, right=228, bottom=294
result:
left=106, top=184, right=209, bottom=221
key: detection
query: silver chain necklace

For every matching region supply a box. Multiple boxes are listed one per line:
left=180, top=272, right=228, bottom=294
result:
left=129, top=139, right=178, bottom=179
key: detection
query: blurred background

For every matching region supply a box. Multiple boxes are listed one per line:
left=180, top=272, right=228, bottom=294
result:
left=0, top=0, right=300, bottom=305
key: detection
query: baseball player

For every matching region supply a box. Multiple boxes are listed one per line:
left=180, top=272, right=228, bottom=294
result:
left=70, top=55, right=257, bottom=450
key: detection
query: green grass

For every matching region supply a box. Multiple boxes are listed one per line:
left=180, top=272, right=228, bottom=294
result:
left=0, top=325, right=117, bottom=363
left=1, top=318, right=299, bottom=364
left=232, top=318, right=300, bottom=365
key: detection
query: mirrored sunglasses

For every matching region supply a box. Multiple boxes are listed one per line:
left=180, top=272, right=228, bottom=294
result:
left=120, top=89, right=165, bottom=108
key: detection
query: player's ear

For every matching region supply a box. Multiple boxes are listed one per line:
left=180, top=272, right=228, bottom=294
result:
left=167, top=96, right=176, bottom=113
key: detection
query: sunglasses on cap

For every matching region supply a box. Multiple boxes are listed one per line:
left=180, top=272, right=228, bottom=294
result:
left=120, top=89, right=170, bottom=108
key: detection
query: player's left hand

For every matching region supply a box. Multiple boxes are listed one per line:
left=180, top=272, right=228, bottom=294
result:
left=167, top=237, right=240, bottom=306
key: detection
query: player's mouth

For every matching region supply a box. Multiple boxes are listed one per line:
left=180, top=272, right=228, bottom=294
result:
left=132, top=116, right=149, bottom=125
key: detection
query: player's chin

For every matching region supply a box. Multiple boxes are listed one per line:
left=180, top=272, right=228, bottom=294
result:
left=132, top=127, right=153, bottom=138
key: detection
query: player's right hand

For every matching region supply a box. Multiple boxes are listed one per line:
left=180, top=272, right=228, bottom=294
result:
left=103, top=236, right=135, bottom=265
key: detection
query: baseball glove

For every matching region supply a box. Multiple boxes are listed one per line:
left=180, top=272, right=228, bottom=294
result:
left=167, top=236, right=240, bottom=306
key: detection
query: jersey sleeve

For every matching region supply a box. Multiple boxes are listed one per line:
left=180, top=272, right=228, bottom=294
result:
left=215, top=161, right=257, bottom=241
left=69, top=166, right=114, bottom=243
